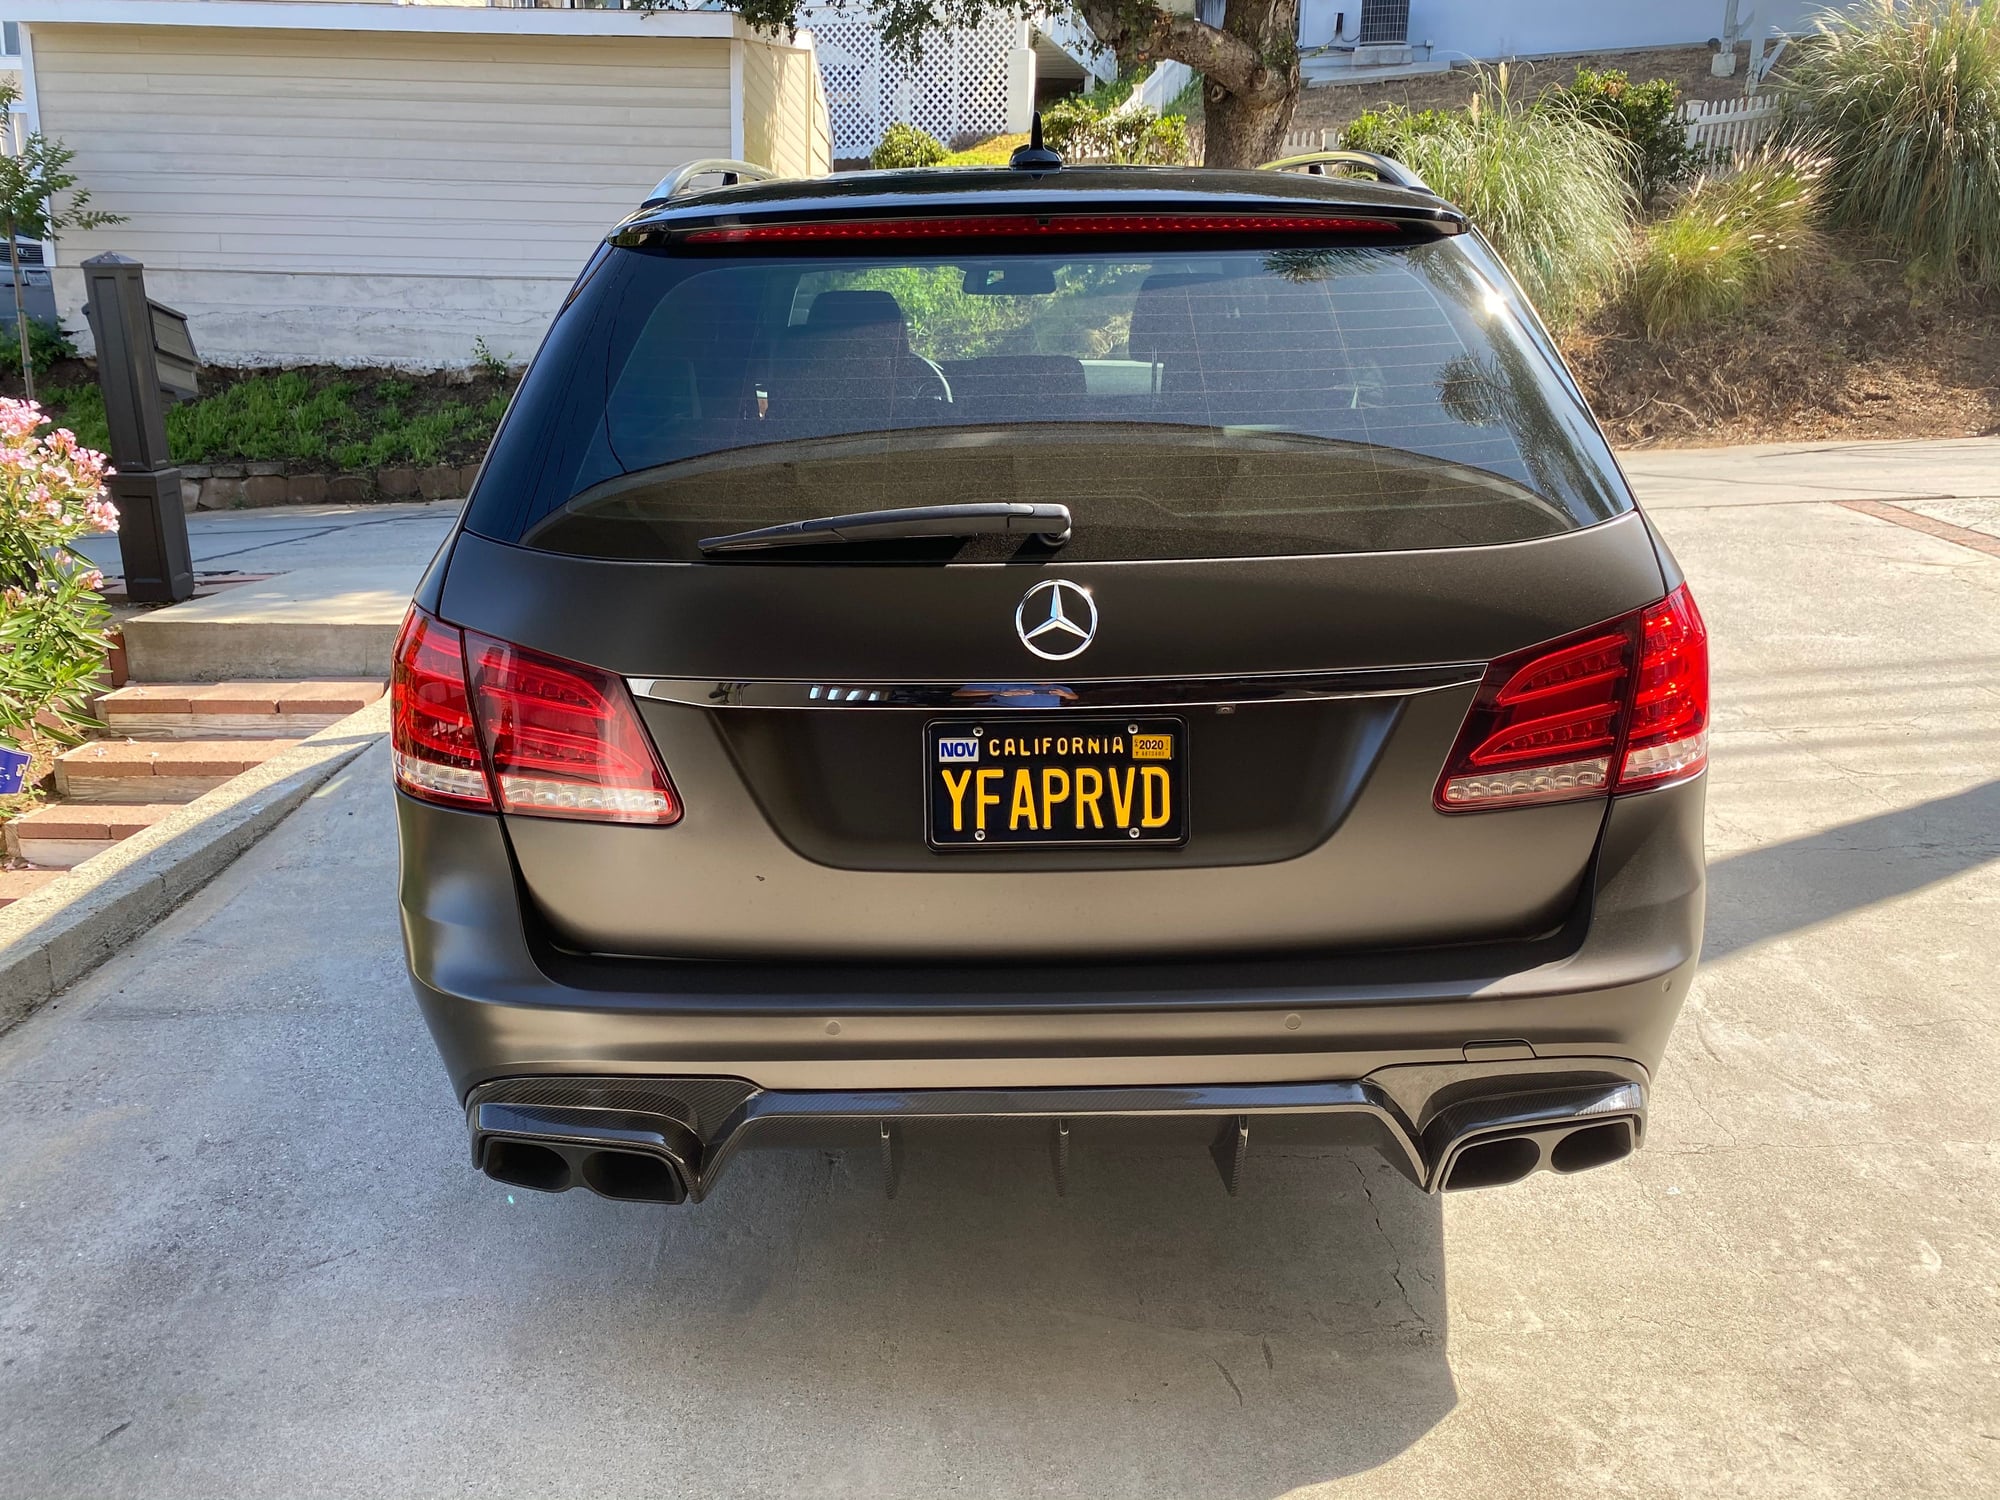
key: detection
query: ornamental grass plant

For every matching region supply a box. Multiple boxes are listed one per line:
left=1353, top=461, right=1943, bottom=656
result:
left=1785, top=0, right=2000, bottom=285
left=1631, top=141, right=1830, bottom=337
left=1343, top=71, right=1637, bottom=323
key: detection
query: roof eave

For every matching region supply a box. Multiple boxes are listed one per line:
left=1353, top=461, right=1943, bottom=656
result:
left=10, top=0, right=747, bottom=42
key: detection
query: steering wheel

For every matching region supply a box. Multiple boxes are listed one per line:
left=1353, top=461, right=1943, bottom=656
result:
left=899, top=355, right=954, bottom=407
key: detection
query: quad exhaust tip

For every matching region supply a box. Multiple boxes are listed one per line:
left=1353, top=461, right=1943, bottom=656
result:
left=1430, top=1084, right=1644, bottom=1192
left=480, top=1137, right=692, bottom=1204
left=475, top=1104, right=697, bottom=1204
left=1441, top=1118, right=1636, bottom=1191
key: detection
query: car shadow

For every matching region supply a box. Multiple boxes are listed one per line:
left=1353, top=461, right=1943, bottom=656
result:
left=584, top=1133, right=1455, bottom=1495
left=1703, top=777, right=2000, bottom=961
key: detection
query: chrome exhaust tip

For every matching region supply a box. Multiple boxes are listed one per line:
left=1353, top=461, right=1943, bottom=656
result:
left=1429, top=1083, right=1643, bottom=1192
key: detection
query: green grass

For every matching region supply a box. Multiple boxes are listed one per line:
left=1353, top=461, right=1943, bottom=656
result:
left=939, top=132, right=1026, bottom=166
left=1078, top=67, right=1143, bottom=114
left=168, top=371, right=356, bottom=462
left=1162, top=70, right=1204, bottom=122
left=40, top=370, right=510, bottom=470
left=1354, top=72, right=1637, bottom=323
left=1785, top=0, right=2000, bottom=285
left=1631, top=143, right=1828, bottom=337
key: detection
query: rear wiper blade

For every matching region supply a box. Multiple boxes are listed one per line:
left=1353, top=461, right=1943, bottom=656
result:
left=698, top=502, right=1072, bottom=555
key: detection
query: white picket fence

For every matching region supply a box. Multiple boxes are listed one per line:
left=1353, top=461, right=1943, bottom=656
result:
left=1193, top=103, right=1779, bottom=170
left=1275, top=124, right=1339, bottom=157
left=1181, top=123, right=1335, bottom=164
left=1679, top=96, right=1781, bottom=159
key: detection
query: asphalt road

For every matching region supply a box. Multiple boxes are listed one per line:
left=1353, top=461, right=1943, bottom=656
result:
left=3, top=487, right=1998, bottom=1498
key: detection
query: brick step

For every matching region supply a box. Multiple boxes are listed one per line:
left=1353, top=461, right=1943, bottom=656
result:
left=0, top=868, right=65, bottom=908
left=53, top=738, right=302, bottom=804
left=4, top=803, right=182, bottom=869
left=98, top=679, right=384, bottom=740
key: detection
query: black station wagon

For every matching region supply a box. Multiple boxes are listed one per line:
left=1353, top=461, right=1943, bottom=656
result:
left=392, top=142, right=1708, bottom=1206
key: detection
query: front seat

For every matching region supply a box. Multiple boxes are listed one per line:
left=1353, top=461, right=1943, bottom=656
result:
left=768, top=289, right=951, bottom=435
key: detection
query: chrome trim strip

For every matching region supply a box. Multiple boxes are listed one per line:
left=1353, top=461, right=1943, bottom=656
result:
left=627, top=665, right=1483, bottom=711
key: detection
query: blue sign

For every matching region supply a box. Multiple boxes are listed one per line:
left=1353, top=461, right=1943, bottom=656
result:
left=0, top=743, right=28, bottom=795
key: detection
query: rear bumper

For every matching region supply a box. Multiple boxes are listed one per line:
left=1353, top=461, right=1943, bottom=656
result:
left=398, top=775, right=1703, bottom=1190
left=467, top=1074, right=1648, bottom=1199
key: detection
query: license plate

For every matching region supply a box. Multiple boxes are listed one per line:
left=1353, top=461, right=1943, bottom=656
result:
left=925, top=717, right=1188, bottom=849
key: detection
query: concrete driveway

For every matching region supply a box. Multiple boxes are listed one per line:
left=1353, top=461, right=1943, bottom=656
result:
left=2, top=478, right=1997, bottom=1498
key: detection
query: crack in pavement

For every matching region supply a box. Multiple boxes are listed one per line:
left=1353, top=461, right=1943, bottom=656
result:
left=1352, top=1158, right=1425, bottom=1330
left=1210, top=1355, right=1244, bottom=1408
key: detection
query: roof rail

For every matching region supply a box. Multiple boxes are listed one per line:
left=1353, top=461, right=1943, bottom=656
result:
left=645, top=159, right=782, bottom=206
left=1259, top=149, right=1434, bottom=195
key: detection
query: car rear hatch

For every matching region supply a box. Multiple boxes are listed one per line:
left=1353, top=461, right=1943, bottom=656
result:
left=423, top=178, right=1676, bottom=962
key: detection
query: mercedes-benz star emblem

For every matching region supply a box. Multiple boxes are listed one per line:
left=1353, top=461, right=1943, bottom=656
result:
left=1015, top=579, right=1098, bottom=661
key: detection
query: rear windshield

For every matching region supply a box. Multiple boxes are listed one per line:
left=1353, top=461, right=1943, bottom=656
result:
left=468, top=238, right=1632, bottom=561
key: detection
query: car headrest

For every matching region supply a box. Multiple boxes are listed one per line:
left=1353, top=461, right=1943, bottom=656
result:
left=806, top=289, right=909, bottom=330
left=1126, top=273, right=1225, bottom=363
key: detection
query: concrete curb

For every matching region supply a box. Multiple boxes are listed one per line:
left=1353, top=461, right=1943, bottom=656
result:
left=0, top=698, right=390, bottom=1033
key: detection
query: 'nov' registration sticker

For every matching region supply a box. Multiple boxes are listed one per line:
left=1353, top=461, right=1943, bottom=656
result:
left=923, top=716, right=1188, bottom=850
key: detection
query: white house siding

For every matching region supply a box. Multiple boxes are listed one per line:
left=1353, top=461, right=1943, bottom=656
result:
left=1299, top=0, right=1837, bottom=63
left=741, top=36, right=832, bottom=181
left=30, top=21, right=735, bottom=366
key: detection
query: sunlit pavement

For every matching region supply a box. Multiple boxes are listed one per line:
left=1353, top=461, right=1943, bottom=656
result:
left=2, top=469, right=1997, bottom=1498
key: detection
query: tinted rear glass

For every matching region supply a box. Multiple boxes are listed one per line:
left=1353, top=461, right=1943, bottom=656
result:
left=469, top=238, right=1631, bottom=561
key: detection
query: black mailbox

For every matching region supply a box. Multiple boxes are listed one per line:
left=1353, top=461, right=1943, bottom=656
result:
left=81, top=252, right=197, bottom=603
left=151, top=300, right=199, bottom=405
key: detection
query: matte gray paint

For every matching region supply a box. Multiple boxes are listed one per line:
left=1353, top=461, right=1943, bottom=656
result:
left=436, top=512, right=1665, bottom=682
left=510, top=686, right=1606, bottom=957
left=398, top=775, right=1702, bottom=1102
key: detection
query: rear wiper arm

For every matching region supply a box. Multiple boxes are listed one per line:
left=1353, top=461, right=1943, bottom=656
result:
left=699, top=502, right=1072, bottom=555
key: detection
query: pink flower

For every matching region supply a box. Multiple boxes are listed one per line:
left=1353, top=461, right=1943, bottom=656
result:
left=81, top=568, right=104, bottom=591
left=0, top=399, right=43, bottom=441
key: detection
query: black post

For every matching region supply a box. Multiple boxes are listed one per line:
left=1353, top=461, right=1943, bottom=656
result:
left=81, top=252, right=193, bottom=604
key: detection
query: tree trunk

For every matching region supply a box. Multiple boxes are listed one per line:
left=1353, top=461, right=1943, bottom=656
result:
left=1203, top=0, right=1301, bottom=168
left=1076, top=0, right=1302, bottom=169
left=1200, top=76, right=1296, bottom=169
left=5, top=219, right=30, bottom=402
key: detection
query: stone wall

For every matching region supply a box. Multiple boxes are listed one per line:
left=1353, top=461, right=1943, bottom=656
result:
left=178, top=461, right=484, bottom=512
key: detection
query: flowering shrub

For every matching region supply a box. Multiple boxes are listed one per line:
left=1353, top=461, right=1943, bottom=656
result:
left=0, top=397, right=116, bottom=746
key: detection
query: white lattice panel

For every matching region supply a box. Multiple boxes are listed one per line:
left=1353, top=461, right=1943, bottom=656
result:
left=806, top=10, right=1016, bottom=158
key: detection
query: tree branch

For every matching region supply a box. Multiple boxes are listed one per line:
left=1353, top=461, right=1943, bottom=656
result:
left=1075, top=1, right=1283, bottom=101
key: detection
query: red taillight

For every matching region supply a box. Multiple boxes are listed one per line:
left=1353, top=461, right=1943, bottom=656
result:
left=1618, top=586, right=1709, bottom=790
left=390, top=605, right=681, bottom=825
left=391, top=607, right=492, bottom=810
left=464, top=632, right=681, bottom=824
left=1435, top=585, right=1709, bottom=812
left=680, top=213, right=1402, bottom=245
